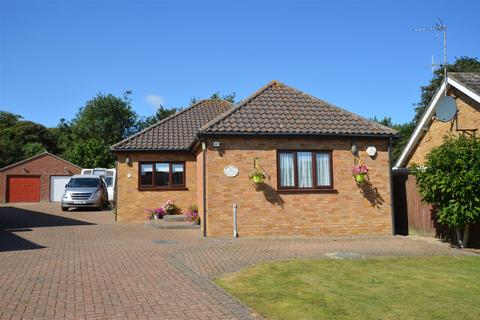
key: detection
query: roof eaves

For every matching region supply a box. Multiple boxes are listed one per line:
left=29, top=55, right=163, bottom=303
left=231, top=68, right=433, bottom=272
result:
left=394, top=81, right=448, bottom=168
left=198, top=131, right=398, bottom=138
left=112, top=147, right=192, bottom=153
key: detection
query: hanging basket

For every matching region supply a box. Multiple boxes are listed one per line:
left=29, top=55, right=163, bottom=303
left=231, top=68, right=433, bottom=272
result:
left=355, top=173, right=366, bottom=183
left=249, top=170, right=266, bottom=184
left=252, top=175, right=264, bottom=183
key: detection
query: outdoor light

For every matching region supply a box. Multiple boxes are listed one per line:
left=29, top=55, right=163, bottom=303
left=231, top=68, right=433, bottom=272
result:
left=125, top=155, right=131, bottom=165
left=350, top=142, right=358, bottom=155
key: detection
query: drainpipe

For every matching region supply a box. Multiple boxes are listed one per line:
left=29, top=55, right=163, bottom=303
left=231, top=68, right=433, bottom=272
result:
left=388, top=137, right=396, bottom=235
left=202, top=139, right=207, bottom=237
left=114, top=155, right=118, bottom=222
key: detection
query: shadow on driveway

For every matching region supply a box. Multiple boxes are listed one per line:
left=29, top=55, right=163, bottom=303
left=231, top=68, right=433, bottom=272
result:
left=0, top=206, right=95, bottom=252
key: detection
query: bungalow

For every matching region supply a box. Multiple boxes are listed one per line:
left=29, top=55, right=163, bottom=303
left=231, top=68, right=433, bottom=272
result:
left=112, top=81, right=398, bottom=237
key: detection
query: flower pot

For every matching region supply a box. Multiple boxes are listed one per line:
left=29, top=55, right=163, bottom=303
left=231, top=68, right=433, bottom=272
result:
left=252, top=175, right=263, bottom=183
left=355, top=173, right=366, bottom=183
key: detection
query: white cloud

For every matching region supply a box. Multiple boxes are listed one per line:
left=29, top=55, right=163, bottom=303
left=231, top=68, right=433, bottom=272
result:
left=145, top=94, right=165, bottom=107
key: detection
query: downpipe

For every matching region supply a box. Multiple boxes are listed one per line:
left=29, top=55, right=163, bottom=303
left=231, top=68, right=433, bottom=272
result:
left=233, top=203, right=238, bottom=238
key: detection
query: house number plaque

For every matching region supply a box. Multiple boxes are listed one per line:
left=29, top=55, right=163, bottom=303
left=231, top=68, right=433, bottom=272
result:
left=223, top=165, right=239, bottom=177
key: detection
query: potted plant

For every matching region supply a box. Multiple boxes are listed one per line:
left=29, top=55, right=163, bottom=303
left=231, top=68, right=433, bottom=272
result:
left=352, top=164, right=369, bottom=183
left=249, top=169, right=266, bottom=183
left=162, top=200, right=178, bottom=215
left=185, top=205, right=200, bottom=225
left=146, top=207, right=165, bottom=220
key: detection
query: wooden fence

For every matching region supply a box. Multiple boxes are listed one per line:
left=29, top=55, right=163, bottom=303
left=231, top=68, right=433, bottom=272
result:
left=392, top=170, right=479, bottom=247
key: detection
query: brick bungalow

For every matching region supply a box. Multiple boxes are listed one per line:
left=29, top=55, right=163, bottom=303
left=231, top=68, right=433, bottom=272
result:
left=112, top=81, right=398, bottom=237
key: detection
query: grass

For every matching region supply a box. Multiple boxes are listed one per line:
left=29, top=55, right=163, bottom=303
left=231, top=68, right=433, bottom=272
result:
left=215, top=256, right=480, bottom=320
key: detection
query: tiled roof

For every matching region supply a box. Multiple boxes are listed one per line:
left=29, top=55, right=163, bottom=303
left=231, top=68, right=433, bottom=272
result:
left=111, top=100, right=232, bottom=151
left=200, top=81, right=397, bottom=137
left=449, top=72, right=480, bottom=96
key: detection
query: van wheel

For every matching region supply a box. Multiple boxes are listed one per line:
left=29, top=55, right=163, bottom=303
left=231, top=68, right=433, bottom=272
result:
left=61, top=207, right=68, bottom=212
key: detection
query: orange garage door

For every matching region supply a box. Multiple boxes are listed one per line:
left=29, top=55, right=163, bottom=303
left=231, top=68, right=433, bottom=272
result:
left=7, top=176, right=41, bottom=203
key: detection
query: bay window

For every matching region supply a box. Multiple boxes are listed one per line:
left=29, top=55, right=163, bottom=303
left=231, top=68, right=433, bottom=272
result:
left=277, top=150, right=333, bottom=190
left=139, top=161, right=185, bottom=188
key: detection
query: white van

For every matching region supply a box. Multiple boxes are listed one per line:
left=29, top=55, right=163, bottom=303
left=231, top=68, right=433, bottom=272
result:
left=81, top=168, right=116, bottom=203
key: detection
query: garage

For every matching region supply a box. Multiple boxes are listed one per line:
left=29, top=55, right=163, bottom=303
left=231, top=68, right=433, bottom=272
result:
left=0, top=152, right=81, bottom=203
left=50, top=176, right=71, bottom=202
left=7, top=176, right=41, bottom=202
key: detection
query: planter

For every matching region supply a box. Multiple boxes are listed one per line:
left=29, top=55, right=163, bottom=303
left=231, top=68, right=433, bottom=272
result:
left=252, top=175, right=264, bottom=183
left=355, top=173, right=366, bottom=183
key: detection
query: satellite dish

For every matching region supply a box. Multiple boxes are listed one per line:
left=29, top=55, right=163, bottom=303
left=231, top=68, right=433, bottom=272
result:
left=435, top=96, right=457, bottom=122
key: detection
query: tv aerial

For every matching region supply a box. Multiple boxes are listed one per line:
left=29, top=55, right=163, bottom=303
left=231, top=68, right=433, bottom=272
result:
left=415, top=19, right=455, bottom=122
left=414, top=18, right=448, bottom=96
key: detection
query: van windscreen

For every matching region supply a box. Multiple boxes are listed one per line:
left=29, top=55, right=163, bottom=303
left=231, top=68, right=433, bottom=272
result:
left=68, top=178, right=99, bottom=188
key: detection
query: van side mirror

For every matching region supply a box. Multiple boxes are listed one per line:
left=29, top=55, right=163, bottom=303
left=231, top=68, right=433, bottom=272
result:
left=65, top=184, right=67, bottom=188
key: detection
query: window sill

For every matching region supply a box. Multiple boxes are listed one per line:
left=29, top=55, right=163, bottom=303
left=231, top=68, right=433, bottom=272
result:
left=276, top=188, right=338, bottom=194
left=138, top=187, right=188, bottom=191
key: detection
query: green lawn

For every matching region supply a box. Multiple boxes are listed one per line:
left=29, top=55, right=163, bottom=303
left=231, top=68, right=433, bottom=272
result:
left=215, top=256, right=480, bottom=320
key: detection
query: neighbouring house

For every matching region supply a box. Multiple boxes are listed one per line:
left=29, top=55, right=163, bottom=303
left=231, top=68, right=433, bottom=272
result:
left=393, top=72, right=480, bottom=242
left=112, top=81, right=398, bottom=237
left=0, top=152, right=82, bottom=203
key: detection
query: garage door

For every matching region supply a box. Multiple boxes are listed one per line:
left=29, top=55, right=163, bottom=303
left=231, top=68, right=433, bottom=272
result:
left=50, top=176, right=71, bottom=202
left=7, top=176, right=41, bottom=203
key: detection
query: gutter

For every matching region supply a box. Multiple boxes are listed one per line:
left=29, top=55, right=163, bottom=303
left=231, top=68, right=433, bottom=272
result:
left=114, top=158, right=118, bottom=222
left=202, top=138, right=207, bottom=237
left=388, top=137, right=396, bottom=235
left=198, top=132, right=398, bottom=139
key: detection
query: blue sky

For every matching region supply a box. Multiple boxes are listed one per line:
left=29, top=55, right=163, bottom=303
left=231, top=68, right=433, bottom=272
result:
left=1, top=0, right=479, bottom=127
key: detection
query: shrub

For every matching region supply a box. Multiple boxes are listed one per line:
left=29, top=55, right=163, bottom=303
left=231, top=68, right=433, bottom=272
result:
left=412, top=135, right=480, bottom=247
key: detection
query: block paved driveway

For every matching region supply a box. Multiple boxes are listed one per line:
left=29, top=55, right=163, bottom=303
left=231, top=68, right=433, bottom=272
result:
left=0, top=203, right=468, bottom=320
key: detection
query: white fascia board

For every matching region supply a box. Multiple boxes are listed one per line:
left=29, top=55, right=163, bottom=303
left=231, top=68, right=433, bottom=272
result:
left=395, top=81, right=447, bottom=168
left=448, top=77, right=480, bottom=103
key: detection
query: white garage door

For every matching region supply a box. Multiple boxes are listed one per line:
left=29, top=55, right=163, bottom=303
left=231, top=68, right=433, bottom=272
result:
left=50, top=176, right=72, bottom=202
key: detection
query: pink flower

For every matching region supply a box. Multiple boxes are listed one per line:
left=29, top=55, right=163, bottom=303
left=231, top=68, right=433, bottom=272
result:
left=352, top=164, right=369, bottom=175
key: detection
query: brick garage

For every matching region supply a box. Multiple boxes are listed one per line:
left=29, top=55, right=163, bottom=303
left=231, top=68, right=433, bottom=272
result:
left=113, top=81, right=398, bottom=237
left=0, top=152, right=81, bottom=203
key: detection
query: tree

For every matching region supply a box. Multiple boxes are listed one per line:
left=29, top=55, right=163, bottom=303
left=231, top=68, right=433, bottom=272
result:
left=190, top=91, right=236, bottom=105
left=372, top=117, right=415, bottom=165
left=137, top=105, right=179, bottom=130
left=71, top=92, right=138, bottom=146
left=414, top=57, right=480, bottom=123
left=0, top=111, right=58, bottom=167
left=65, top=138, right=113, bottom=168
left=412, top=135, right=480, bottom=247
left=22, top=142, right=47, bottom=158
left=64, top=92, right=139, bottom=167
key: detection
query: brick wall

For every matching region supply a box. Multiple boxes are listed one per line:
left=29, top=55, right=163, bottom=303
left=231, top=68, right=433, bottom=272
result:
left=115, top=152, right=197, bottom=222
left=408, top=90, right=480, bottom=166
left=204, top=137, right=393, bottom=237
left=0, top=154, right=81, bottom=203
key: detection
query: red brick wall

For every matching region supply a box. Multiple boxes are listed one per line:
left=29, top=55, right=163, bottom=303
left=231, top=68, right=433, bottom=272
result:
left=115, top=152, right=197, bottom=222
left=0, top=154, right=81, bottom=203
left=204, top=137, right=393, bottom=237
